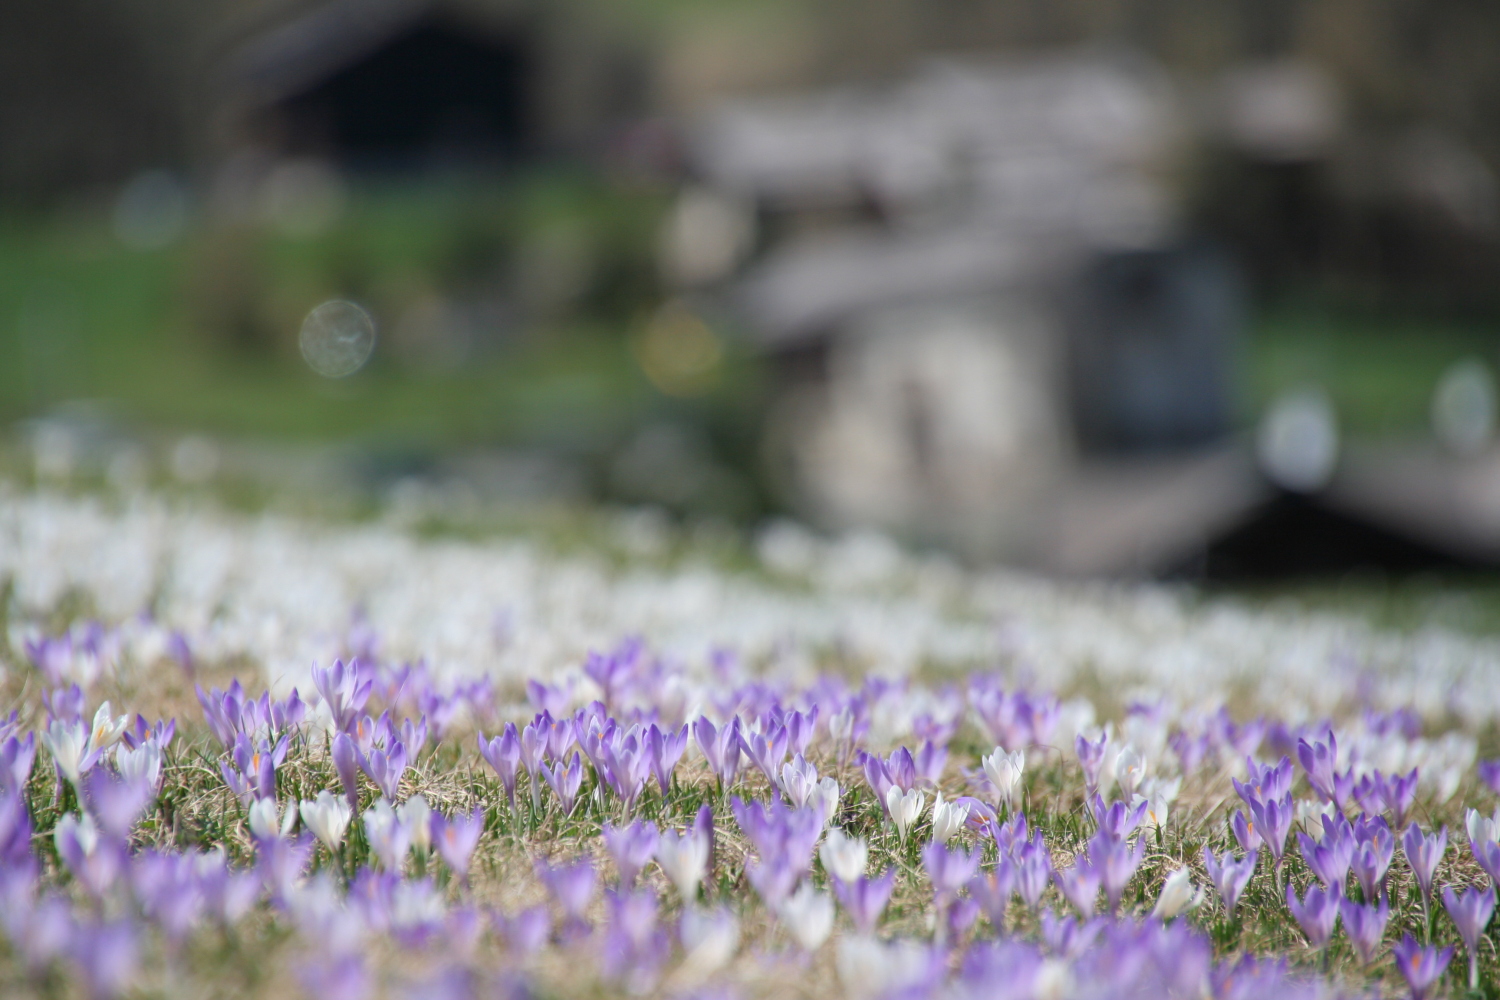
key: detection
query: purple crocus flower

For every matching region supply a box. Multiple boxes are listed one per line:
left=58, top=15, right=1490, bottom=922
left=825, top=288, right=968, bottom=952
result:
left=329, top=731, right=361, bottom=810
left=1055, top=860, right=1102, bottom=918
left=693, top=716, right=741, bottom=788
left=478, top=725, right=521, bottom=809
left=1233, top=755, right=1293, bottom=808
left=312, top=659, right=372, bottom=732
left=1385, top=768, right=1420, bottom=830
left=1352, top=772, right=1389, bottom=817
left=55, top=815, right=124, bottom=899
left=1475, top=838, right=1500, bottom=888
left=1013, top=838, right=1053, bottom=909
left=499, top=904, right=551, bottom=957
left=731, top=796, right=822, bottom=875
left=1248, top=794, right=1294, bottom=872
left=1297, top=819, right=1353, bottom=893
left=71, top=919, right=137, bottom=1000
left=833, top=868, right=895, bottom=934
left=256, top=832, right=314, bottom=905
left=1392, top=934, right=1453, bottom=1000
left=1076, top=731, right=1107, bottom=796
left=540, top=710, right=576, bottom=761
left=885, top=746, right=918, bottom=791
left=913, top=740, right=948, bottom=786
left=1170, top=731, right=1208, bottom=776
left=1087, top=831, right=1144, bottom=914
left=922, top=842, right=979, bottom=901
left=746, top=853, right=799, bottom=907
left=0, top=733, right=36, bottom=794
left=4, top=893, right=70, bottom=971
left=356, top=740, right=408, bottom=800
left=197, top=856, right=261, bottom=925
left=1202, top=847, right=1257, bottom=916
left=298, top=953, right=370, bottom=1000
left=539, top=752, right=584, bottom=814
left=1479, top=759, right=1500, bottom=796
left=738, top=724, right=789, bottom=784
left=783, top=706, right=819, bottom=756
left=432, top=807, right=485, bottom=879
left=861, top=752, right=895, bottom=814
left=1340, top=897, right=1390, bottom=965
left=1092, top=795, right=1148, bottom=841
left=537, top=855, right=597, bottom=923
left=1403, top=823, right=1447, bottom=910
left=1297, top=732, right=1353, bottom=811
left=83, top=768, right=154, bottom=839
left=121, top=714, right=176, bottom=752
left=969, top=861, right=1015, bottom=927
left=601, top=889, right=667, bottom=988
left=644, top=723, right=687, bottom=796
left=44, top=683, right=87, bottom=725
left=396, top=714, right=428, bottom=756
left=593, top=728, right=652, bottom=810
left=1038, top=910, right=1105, bottom=960
left=1351, top=818, right=1394, bottom=901
left=1231, top=810, right=1262, bottom=854
left=990, top=811, right=1030, bottom=855
left=132, top=850, right=203, bottom=943
left=519, top=720, right=547, bottom=809
left=1286, top=882, right=1340, bottom=950
left=1442, top=885, right=1494, bottom=990
left=221, top=732, right=288, bottom=806
left=0, top=786, right=36, bottom=875
left=947, top=897, right=981, bottom=940
left=603, top=820, right=660, bottom=888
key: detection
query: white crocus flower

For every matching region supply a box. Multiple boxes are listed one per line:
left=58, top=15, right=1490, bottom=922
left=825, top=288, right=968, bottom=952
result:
left=930, top=792, right=970, bottom=844
left=812, top=776, right=841, bottom=827
left=657, top=828, right=710, bottom=902
left=1035, top=958, right=1074, bottom=1000
left=248, top=797, right=297, bottom=840
left=88, top=703, right=129, bottom=754
left=676, top=907, right=740, bottom=983
left=55, top=812, right=98, bottom=857
left=115, top=739, right=162, bottom=789
left=886, top=786, right=925, bottom=843
left=837, top=936, right=935, bottom=1000
left=1133, top=791, right=1170, bottom=833
left=1467, top=807, right=1500, bottom=846
left=1114, top=746, right=1147, bottom=801
left=777, top=883, right=834, bottom=951
left=981, top=748, right=1025, bottom=807
left=820, top=828, right=868, bottom=883
left=300, top=790, right=352, bottom=851
left=1140, top=775, right=1182, bottom=805
left=40, top=719, right=91, bottom=784
left=780, top=754, right=819, bottom=809
left=398, top=795, right=432, bottom=855
left=829, top=710, right=855, bottom=746
left=1151, top=867, right=1203, bottom=919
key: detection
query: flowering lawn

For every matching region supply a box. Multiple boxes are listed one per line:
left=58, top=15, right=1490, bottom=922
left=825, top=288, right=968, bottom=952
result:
left=5, top=488, right=1500, bottom=998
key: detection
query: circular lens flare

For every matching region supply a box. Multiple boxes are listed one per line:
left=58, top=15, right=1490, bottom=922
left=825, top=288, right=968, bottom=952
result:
left=300, top=300, right=376, bottom=378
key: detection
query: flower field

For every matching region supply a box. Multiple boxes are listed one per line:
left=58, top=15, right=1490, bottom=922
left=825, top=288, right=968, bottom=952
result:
left=6, top=486, right=1500, bottom=998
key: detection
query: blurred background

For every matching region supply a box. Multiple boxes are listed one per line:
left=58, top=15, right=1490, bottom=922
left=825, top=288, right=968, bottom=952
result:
left=7, top=0, right=1500, bottom=584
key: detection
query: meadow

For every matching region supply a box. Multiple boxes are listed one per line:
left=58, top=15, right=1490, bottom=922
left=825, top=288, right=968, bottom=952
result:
left=5, top=485, right=1500, bottom=998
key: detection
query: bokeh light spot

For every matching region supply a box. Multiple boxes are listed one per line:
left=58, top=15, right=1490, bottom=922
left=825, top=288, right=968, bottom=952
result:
left=634, top=300, right=723, bottom=397
left=300, top=300, right=377, bottom=378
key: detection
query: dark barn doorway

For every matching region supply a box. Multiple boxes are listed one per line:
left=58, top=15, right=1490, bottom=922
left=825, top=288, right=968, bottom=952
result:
left=274, top=18, right=531, bottom=170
